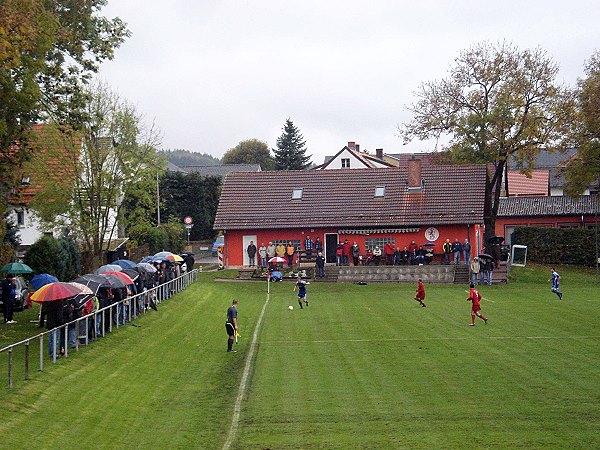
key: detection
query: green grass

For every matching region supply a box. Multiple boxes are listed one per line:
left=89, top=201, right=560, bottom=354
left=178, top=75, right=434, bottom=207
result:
left=0, top=265, right=599, bottom=448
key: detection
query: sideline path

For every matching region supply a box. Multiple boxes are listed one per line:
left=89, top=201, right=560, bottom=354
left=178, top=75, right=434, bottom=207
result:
left=222, top=292, right=271, bottom=450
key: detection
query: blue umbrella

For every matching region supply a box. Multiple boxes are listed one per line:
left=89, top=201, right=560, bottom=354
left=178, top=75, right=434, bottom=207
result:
left=31, top=273, right=59, bottom=290
left=112, top=259, right=137, bottom=269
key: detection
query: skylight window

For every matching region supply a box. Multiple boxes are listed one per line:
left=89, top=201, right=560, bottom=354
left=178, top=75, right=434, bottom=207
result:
left=292, top=188, right=303, bottom=199
left=374, top=186, right=385, bottom=197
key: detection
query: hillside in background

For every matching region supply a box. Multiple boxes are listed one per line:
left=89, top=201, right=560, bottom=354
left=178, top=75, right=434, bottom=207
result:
left=162, top=149, right=221, bottom=168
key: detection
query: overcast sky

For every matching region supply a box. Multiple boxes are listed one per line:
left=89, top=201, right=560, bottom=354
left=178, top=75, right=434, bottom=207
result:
left=99, top=1, right=599, bottom=165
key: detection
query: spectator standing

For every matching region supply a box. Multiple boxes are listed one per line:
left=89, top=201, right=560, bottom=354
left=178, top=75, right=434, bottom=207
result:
left=314, top=237, right=323, bottom=254
left=463, top=239, right=471, bottom=265
left=351, top=241, right=360, bottom=266
left=315, top=251, right=326, bottom=278
left=267, top=241, right=276, bottom=260
left=400, top=247, right=410, bottom=265
left=484, top=258, right=494, bottom=285
left=276, top=242, right=286, bottom=266
left=336, top=242, right=343, bottom=266
left=442, top=239, right=452, bottom=265
left=452, top=238, right=462, bottom=265
left=384, top=242, right=394, bottom=265
left=286, top=241, right=295, bottom=267
left=46, top=299, right=66, bottom=357
left=408, top=240, right=418, bottom=265
left=1, top=273, right=17, bottom=324
left=247, top=241, right=257, bottom=267
left=258, top=243, right=267, bottom=268
left=304, top=235, right=314, bottom=258
left=342, top=240, right=351, bottom=266
left=469, top=257, right=480, bottom=286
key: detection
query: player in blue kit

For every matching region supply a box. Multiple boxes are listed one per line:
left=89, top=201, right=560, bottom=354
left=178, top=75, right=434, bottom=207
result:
left=294, top=276, right=309, bottom=309
left=548, top=268, right=563, bottom=300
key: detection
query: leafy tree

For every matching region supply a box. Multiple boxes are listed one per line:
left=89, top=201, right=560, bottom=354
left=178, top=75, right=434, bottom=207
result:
left=273, top=119, right=311, bottom=170
left=564, top=51, right=600, bottom=195
left=23, top=235, right=81, bottom=279
left=222, top=139, right=274, bottom=169
left=158, top=172, right=221, bottom=241
left=0, top=0, right=129, bottom=211
left=400, top=41, right=575, bottom=242
left=32, top=82, right=162, bottom=267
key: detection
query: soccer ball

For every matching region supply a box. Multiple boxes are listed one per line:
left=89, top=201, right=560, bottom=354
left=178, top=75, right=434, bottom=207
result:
left=288, top=305, right=294, bottom=310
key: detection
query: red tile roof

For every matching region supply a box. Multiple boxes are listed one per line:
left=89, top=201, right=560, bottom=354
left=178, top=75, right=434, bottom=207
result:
left=214, top=165, right=487, bottom=230
left=507, top=170, right=549, bottom=196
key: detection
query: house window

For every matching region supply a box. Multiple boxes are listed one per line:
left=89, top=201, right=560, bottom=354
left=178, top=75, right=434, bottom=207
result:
left=341, top=158, right=350, bottom=168
left=365, top=237, right=395, bottom=251
left=374, top=186, right=385, bottom=197
left=21, top=176, right=30, bottom=185
left=16, top=210, right=25, bottom=227
left=292, top=188, right=303, bottom=200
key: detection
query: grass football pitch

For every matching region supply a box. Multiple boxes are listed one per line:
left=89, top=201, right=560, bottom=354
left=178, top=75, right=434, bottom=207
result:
left=0, top=265, right=599, bottom=448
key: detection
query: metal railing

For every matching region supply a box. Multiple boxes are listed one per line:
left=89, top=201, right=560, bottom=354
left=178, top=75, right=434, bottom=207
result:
left=0, top=268, right=200, bottom=388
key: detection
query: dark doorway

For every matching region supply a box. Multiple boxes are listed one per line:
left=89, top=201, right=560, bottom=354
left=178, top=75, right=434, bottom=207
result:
left=325, top=233, right=338, bottom=264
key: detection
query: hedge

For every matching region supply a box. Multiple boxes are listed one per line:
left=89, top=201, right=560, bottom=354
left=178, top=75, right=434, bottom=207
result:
left=512, top=226, right=599, bottom=266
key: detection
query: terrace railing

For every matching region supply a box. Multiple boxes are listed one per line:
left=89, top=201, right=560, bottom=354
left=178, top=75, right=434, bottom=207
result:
left=0, top=268, right=200, bottom=388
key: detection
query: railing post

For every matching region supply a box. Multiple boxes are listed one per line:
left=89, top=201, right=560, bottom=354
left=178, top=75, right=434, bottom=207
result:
left=8, top=347, right=13, bottom=388
left=25, top=341, right=30, bottom=380
left=39, top=334, right=44, bottom=371
left=63, top=325, right=68, bottom=358
left=75, top=321, right=79, bottom=351
left=52, top=329, right=57, bottom=364
left=109, top=305, right=113, bottom=333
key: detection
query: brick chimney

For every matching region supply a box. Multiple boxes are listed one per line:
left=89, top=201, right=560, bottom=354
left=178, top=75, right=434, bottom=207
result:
left=347, top=141, right=356, bottom=150
left=407, top=158, right=422, bottom=189
left=375, top=148, right=383, bottom=160
left=355, top=144, right=360, bottom=152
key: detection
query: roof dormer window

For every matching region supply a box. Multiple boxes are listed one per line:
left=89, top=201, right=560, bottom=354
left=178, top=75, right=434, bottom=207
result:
left=292, top=188, right=303, bottom=200
left=374, top=186, right=385, bottom=197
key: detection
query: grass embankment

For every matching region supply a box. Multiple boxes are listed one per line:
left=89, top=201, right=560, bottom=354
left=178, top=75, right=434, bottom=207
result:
left=0, top=265, right=598, bottom=448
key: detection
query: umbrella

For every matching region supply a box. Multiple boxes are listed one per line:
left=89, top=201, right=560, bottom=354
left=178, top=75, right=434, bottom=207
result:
left=1, top=262, right=33, bottom=274
left=31, top=273, right=59, bottom=290
left=72, top=293, right=95, bottom=310
left=112, top=259, right=138, bottom=269
left=31, top=282, right=90, bottom=303
left=154, top=251, right=173, bottom=258
left=122, top=268, right=139, bottom=280
left=103, top=271, right=135, bottom=285
left=422, top=242, right=436, bottom=247
left=268, top=256, right=287, bottom=264
left=99, top=273, right=127, bottom=289
left=154, top=251, right=184, bottom=262
left=69, top=282, right=94, bottom=295
left=478, top=253, right=494, bottom=260
left=96, top=264, right=123, bottom=274
left=136, top=262, right=157, bottom=273
left=73, top=276, right=102, bottom=294
left=139, top=256, right=153, bottom=263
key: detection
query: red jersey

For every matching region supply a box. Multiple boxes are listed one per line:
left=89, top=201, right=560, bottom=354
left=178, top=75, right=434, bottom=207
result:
left=416, top=281, right=425, bottom=300
left=469, top=288, right=481, bottom=310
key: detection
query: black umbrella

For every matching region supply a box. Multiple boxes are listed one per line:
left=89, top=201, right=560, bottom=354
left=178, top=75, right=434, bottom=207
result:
left=122, top=268, right=140, bottom=280
left=99, top=273, right=126, bottom=289
left=422, top=242, right=436, bottom=247
left=71, top=293, right=95, bottom=310
left=478, top=253, right=494, bottom=260
left=73, top=276, right=102, bottom=295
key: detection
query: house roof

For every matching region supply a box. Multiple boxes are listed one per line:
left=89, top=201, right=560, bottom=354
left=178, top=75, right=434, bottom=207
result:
left=182, top=164, right=261, bottom=177
left=507, top=170, right=549, bottom=196
left=498, top=195, right=599, bottom=217
left=214, top=165, right=487, bottom=230
left=315, top=146, right=395, bottom=169
left=167, top=161, right=188, bottom=173
left=509, top=149, right=578, bottom=188
left=385, top=152, right=438, bottom=167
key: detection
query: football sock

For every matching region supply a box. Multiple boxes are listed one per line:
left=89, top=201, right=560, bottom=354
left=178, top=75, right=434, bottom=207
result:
left=298, top=301, right=303, bottom=309
left=227, top=339, right=233, bottom=352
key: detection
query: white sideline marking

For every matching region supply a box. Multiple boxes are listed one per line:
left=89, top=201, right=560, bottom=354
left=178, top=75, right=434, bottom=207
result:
left=222, top=293, right=270, bottom=450
left=261, top=335, right=600, bottom=344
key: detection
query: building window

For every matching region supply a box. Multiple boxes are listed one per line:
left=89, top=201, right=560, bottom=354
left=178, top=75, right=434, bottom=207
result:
left=292, top=188, right=303, bottom=199
left=16, top=210, right=25, bottom=227
left=273, top=239, right=301, bottom=252
left=341, top=158, right=350, bottom=168
left=365, top=237, right=395, bottom=251
left=374, top=186, right=385, bottom=197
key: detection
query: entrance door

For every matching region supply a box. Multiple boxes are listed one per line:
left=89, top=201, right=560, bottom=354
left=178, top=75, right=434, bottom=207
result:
left=242, top=235, right=257, bottom=266
left=324, top=233, right=338, bottom=264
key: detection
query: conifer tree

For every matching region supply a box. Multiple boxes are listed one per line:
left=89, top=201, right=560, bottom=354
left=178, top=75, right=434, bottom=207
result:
left=273, top=119, right=311, bottom=170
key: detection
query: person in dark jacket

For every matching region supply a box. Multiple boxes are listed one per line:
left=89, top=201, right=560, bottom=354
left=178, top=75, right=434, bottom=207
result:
left=247, top=241, right=257, bottom=267
left=45, top=300, right=66, bottom=357
left=452, top=239, right=462, bottom=265
left=1, top=274, right=17, bottom=324
left=315, top=251, right=326, bottom=278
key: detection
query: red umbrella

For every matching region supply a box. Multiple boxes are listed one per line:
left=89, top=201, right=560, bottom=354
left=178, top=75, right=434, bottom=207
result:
left=103, top=271, right=135, bottom=285
left=31, top=282, right=92, bottom=303
left=268, top=257, right=287, bottom=264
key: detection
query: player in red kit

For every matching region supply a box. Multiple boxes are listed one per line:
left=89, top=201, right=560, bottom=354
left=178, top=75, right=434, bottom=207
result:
left=467, top=283, right=487, bottom=326
left=414, top=278, right=427, bottom=307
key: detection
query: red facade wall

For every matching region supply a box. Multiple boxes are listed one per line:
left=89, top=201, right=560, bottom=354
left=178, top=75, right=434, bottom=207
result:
left=222, top=224, right=483, bottom=267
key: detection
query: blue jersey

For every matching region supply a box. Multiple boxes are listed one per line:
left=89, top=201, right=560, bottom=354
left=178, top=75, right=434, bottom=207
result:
left=296, top=281, right=307, bottom=297
left=551, top=271, right=560, bottom=289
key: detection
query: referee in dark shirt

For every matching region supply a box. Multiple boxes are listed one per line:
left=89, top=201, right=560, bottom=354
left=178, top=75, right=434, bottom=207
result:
left=225, top=299, right=239, bottom=352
